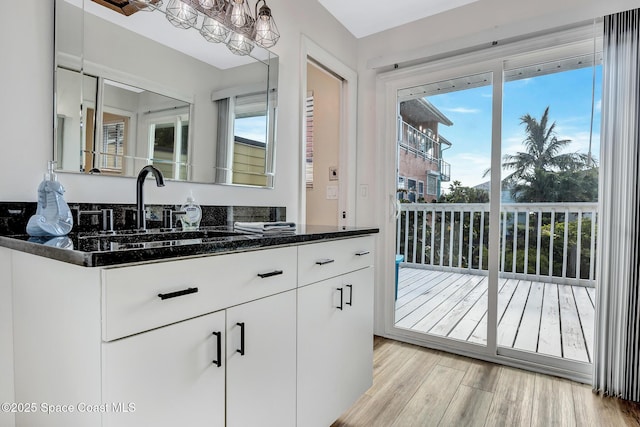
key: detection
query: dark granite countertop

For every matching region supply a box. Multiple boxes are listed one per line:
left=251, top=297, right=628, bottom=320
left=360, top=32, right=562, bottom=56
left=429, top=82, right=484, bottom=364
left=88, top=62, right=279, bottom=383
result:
left=0, top=225, right=379, bottom=267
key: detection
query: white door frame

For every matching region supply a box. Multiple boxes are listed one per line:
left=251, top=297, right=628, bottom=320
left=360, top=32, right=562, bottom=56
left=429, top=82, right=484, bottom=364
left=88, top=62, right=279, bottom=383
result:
left=299, top=35, right=357, bottom=227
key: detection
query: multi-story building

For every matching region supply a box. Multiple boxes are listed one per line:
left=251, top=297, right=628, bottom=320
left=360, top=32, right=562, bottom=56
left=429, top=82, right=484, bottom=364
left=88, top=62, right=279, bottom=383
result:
left=397, top=98, right=452, bottom=202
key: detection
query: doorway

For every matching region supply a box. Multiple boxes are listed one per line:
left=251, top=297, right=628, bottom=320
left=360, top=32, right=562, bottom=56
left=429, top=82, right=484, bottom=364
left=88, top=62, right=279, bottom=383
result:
left=381, top=30, right=601, bottom=381
left=305, top=61, right=343, bottom=226
left=300, top=36, right=357, bottom=228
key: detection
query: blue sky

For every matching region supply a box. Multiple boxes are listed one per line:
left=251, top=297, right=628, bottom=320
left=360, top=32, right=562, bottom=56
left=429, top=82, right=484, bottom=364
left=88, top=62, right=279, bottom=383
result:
left=426, top=65, right=602, bottom=190
left=235, top=116, right=267, bottom=142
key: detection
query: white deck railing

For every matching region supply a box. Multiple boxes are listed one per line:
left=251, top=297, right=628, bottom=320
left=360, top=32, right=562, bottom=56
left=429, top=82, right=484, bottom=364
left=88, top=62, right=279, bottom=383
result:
left=397, top=202, right=598, bottom=287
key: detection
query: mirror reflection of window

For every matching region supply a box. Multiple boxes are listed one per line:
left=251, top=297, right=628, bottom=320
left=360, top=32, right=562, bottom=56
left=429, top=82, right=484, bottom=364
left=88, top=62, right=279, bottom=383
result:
left=54, top=67, right=99, bottom=173
left=100, top=113, right=127, bottom=173
left=148, top=113, right=189, bottom=181
left=232, top=93, right=269, bottom=187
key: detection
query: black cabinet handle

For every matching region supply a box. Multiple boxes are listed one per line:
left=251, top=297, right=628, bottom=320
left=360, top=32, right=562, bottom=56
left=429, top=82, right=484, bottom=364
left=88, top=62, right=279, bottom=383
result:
left=355, top=250, right=370, bottom=256
left=346, top=284, right=353, bottom=306
left=157, top=287, right=198, bottom=300
left=236, top=322, right=245, bottom=356
left=337, top=287, right=343, bottom=310
left=316, top=259, right=335, bottom=266
left=212, top=331, right=222, bottom=367
left=257, top=270, right=283, bottom=278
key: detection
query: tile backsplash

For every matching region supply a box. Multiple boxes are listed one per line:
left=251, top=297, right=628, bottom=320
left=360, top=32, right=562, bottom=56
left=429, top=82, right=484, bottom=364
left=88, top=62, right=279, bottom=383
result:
left=0, top=202, right=286, bottom=235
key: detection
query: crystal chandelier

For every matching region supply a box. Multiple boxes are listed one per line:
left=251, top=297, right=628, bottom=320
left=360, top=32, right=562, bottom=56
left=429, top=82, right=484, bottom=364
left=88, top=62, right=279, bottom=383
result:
left=131, top=0, right=279, bottom=56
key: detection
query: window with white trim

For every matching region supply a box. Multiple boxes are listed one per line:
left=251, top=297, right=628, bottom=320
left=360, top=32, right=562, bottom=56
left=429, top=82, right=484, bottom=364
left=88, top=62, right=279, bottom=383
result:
left=426, top=175, right=437, bottom=195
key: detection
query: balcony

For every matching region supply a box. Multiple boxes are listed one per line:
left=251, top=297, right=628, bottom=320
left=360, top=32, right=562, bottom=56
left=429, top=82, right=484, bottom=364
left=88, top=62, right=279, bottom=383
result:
left=439, top=159, right=451, bottom=182
left=395, top=202, right=597, bottom=362
left=398, top=120, right=441, bottom=163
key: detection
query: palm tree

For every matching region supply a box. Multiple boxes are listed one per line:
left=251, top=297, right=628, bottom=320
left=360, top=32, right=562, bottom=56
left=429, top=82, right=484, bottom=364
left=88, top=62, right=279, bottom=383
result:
left=502, top=107, right=594, bottom=202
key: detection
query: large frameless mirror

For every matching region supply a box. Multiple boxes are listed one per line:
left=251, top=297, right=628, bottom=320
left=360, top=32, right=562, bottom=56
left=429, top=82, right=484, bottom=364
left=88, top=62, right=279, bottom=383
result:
left=54, top=0, right=278, bottom=187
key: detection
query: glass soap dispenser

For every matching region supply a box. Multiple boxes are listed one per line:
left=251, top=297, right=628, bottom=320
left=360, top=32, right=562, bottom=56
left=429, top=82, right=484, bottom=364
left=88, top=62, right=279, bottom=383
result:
left=26, top=161, right=73, bottom=237
left=180, top=192, right=202, bottom=231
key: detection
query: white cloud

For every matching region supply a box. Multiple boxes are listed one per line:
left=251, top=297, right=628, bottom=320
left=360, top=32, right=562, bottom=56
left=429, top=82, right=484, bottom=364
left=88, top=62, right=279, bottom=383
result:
left=443, top=107, right=481, bottom=114
left=446, top=152, right=491, bottom=188
left=506, top=77, right=533, bottom=87
left=554, top=115, right=590, bottom=127
left=502, top=134, right=525, bottom=155
left=557, top=131, right=600, bottom=158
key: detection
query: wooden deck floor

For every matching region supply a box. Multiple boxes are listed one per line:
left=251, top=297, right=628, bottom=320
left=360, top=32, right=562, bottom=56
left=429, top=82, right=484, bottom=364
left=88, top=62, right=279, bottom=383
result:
left=395, top=267, right=596, bottom=363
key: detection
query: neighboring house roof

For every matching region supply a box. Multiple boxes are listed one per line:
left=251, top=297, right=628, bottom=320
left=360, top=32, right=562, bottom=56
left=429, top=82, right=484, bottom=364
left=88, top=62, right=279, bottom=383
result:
left=234, top=136, right=266, bottom=148
left=439, top=134, right=452, bottom=147
left=474, top=180, right=515, bottom=203
left=400, top=98, right=453, bottom=128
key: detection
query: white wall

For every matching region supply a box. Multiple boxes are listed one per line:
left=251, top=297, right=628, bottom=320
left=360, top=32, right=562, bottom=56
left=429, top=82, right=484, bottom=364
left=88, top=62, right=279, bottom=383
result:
left=0, top=0, right=357, bottom=221
left=0, top=1, right=53, bottom=204
left=355, top=0, right=640, bottom=333
left=0, top=249, right=14, bottom=427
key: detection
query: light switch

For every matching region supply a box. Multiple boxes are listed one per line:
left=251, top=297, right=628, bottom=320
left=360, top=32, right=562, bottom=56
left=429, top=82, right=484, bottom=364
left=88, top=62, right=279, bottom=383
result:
left=329, top=167, right=338, bottom=181
left=326, top=185, right=338, bottom=200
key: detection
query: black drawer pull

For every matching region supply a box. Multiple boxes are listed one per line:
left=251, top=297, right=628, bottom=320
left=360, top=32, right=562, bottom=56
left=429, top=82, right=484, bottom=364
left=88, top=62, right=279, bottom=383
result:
left=212, top=331, right=222, bottom=367
left=257, top=270, right=283, bottom=278
left=237, top=322, right=245, bottom=356
left=355, top=250, right=370, bottom=256
left=337, top=287, right=344, bottom=310
left=157, top=287, right=198, bottom=300
left=316, top=259, right=335, bottom=266
left=346, top=284, right=353, bottom=306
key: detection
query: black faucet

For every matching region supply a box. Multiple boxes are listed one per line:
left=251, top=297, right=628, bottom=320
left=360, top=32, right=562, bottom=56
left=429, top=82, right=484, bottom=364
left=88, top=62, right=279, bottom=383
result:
left=136, top=165, right=165, bottom=230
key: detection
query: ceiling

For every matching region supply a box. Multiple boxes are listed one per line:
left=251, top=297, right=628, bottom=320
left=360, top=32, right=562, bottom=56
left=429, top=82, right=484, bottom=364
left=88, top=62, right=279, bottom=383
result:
left=77, top=0, right=271, bottom=69
left=317, top=0, right=480, bottom=38
left=77, top=0, right=481, bottom=67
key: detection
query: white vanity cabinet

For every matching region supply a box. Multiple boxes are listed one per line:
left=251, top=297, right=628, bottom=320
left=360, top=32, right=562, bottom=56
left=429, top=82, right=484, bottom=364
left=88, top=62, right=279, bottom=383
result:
left=297, top=236, right=375, bottom=427
left=9, top=233, right=375, bottom=427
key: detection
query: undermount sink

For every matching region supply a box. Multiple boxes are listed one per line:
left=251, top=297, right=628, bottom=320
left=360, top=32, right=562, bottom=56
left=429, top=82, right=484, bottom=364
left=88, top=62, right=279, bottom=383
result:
left=75, top=227, right=248, bottom=251
left=106, top=228, right=242, bottom=242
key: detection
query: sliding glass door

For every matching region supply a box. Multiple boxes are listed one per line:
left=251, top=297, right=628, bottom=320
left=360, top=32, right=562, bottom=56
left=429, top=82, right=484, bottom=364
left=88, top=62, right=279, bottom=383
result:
left=394, top=71, right=494, bottom=352
left=384, top=28, right=601, bottom=378
left=497, top=52, right=600, bottom=371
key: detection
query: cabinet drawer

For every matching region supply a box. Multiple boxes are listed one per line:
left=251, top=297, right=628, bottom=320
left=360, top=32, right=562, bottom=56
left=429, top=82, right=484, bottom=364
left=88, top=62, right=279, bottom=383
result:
left=298, top=236, right=374, bottom=287
left=102, top=247, right=297, bottom=341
